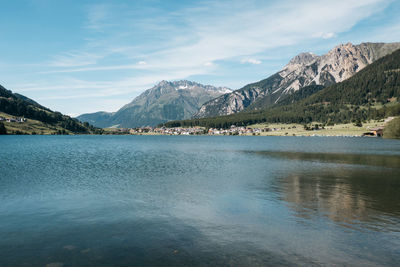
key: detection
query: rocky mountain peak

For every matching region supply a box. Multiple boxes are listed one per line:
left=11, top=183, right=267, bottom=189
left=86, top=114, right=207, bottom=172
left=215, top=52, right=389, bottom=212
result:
left=326, top=42, right=360, bottom=60
left=153, top=80, right=231, bottom=94
left=156, top=80, right=171, bottom=87
left=288, top=52, right=319, bottom=66
left=172, top=80, right=198, bottom=90
left=316, top=42, right=376, bottom=84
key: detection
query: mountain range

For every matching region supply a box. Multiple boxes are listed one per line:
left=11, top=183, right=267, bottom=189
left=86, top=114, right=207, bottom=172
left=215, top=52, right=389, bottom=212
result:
left=194, top=42, right=400, bottom=118
left=77, top=80, right=231, bottom=128
left=78, top=42, right=400, bottom=129
left=165, top=46, right=400, bottom=129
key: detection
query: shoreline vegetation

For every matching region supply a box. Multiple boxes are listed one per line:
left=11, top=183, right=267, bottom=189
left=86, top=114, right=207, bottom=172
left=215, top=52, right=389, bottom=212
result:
left=2, top=114, right=398, bottom=138
left=105, top=117, right=397, bottom=138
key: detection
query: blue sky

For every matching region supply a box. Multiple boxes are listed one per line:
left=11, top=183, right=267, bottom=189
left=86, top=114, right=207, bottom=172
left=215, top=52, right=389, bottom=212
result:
left=1, top=0, right=399, bottom=116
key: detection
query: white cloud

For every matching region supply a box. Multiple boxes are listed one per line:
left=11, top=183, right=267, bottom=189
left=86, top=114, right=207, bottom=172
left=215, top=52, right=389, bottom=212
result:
left=322, top=32, right=336, bottom=39
left=138, top=60, right=147, bottom=65
left=241, top=58, right=262, bottom=64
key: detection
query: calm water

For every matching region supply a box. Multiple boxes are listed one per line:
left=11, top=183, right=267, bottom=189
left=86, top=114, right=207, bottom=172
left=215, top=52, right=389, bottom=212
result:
left=1, top=136, right=399, bottom=266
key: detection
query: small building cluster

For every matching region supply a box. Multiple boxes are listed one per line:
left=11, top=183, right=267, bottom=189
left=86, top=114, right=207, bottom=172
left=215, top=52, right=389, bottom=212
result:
left=362, top=117, right=395, bottom=137
left=127, top=126, right=206, bottom=135
left=207, top=125, right=269, bottom=135
left=0, top=116, right=27, bottom=123
left=362, top=127, right=384, bottom=137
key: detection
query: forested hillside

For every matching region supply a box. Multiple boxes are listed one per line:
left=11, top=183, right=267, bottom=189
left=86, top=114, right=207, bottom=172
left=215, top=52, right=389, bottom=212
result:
left=0, top=85, right=101, bottom=134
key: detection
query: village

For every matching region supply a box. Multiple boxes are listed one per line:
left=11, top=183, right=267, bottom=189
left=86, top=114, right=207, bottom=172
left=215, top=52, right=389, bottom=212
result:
left=108, top=120, right=390, bottom=137
left=110, top=125, right=270, bottom=136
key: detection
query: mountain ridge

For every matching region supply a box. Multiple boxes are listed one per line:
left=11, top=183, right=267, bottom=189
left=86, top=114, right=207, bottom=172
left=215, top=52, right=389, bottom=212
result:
left=195, top=42, right=400, bottom=118
left=77, top=80, right=231, bottom=128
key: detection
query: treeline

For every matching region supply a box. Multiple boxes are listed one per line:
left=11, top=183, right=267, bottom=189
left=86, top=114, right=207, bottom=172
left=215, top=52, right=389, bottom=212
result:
left=163, top=103, right=399, bottom=129
left=163, top=49, right=400, bottom=129
left=0, top=85, right=102, bottom=134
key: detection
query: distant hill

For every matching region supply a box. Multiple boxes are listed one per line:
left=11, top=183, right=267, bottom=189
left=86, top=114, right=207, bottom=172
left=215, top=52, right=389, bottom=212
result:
left=164, top=48, right=400, bottom=128
left=77, top=80, right=231, bottom=128
left=76, top=111, right=114, bottom=129
left=195, top=42, right=400, bottom=118
left=0, top=85, right=100, bottom=134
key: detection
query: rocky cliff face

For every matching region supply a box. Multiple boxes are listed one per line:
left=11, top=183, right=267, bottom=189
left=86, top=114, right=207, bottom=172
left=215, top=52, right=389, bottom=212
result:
left=77, top=80, right=231, bottom=128
left=196, top=87, right=263, bottom=117
left=195, top=42, right=400, bottom=118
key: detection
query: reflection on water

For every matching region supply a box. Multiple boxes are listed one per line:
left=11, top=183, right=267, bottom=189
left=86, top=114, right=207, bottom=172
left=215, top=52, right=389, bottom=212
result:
left=279, top=169, right=400, bottom=230
left=251, top=150, right=400, bottom=168
left=251, top=150, right=400, bottom=230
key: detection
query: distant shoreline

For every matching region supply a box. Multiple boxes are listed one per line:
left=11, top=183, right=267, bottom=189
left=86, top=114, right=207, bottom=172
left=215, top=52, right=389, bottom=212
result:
left=1, top=118, right=397, bottom=139
left=98, top=119, right=392, bottom=138
left=0, top=133, right=386, bottom=138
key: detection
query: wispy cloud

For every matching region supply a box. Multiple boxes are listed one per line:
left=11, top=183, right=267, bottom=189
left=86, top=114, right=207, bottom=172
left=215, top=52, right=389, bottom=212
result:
left=321, top=32, right=336, bottom=39
left=16, top=68, right=214, bottom=101
left=63, top=0, right=387, bottom=74
left=48, top=51, right=103, bottom=67
left=38, top=63, right=149, bottom=74
left=241, top=58, right=262, bottom=65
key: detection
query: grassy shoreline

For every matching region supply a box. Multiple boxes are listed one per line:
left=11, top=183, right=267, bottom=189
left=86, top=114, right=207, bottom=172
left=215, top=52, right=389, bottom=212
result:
left=246, top=120, right=388, bottom=137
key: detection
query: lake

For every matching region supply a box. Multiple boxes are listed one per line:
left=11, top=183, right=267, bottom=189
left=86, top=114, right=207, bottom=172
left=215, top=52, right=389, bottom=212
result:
left=1, top=136, right=399, bottom=266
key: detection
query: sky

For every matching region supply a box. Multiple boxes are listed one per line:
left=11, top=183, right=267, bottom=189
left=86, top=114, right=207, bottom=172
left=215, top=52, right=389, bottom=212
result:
left=0, top=0, right=399, bottom=116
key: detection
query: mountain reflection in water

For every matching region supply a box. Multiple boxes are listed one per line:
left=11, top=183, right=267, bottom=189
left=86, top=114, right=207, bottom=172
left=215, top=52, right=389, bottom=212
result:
left=250, top=150, right=400, bottom=230
left=251, top=150, right=400, bottom=168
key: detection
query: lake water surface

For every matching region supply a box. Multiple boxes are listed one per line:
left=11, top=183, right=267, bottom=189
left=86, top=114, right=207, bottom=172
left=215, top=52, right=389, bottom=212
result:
left=1, top=136, right=399, bottom=266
